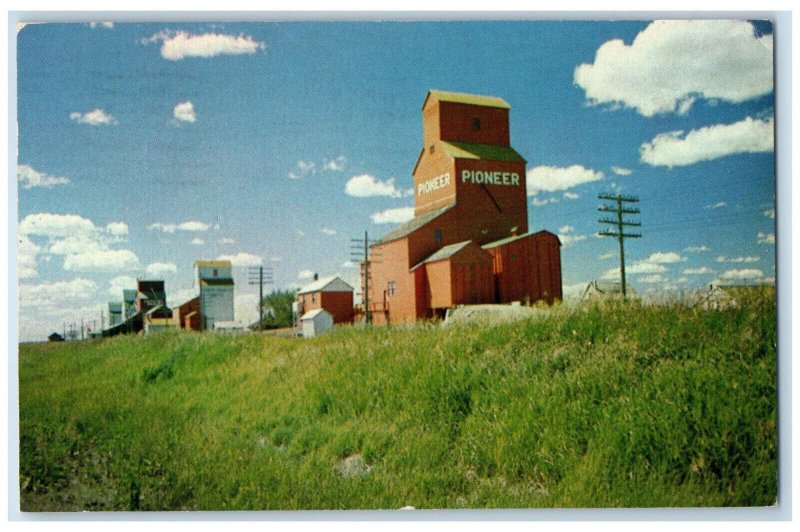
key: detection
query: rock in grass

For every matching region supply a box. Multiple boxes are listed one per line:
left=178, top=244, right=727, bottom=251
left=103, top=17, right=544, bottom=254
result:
left=334, top=454, right=372, bottom=478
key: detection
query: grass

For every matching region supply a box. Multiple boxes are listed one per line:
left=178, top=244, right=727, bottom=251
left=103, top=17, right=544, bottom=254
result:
left=18, top=290, right=777, bottom=510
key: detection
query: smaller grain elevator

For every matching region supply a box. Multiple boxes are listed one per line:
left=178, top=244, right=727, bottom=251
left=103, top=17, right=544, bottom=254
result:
left=195, top=260, right=235, bottom=330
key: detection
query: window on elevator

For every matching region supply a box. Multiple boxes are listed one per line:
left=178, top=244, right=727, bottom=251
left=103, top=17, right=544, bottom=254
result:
left=472, top=117, right=481, bottom=131
left=434, top=228, right=442, bottom=243
left=387, top=281, right=397, bottom=296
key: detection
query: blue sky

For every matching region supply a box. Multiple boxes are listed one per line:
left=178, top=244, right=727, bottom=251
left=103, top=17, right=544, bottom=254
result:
left=15, top=20, right=776, bottom=341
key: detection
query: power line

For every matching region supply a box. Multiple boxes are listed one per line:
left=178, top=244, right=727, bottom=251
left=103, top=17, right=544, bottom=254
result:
left=598, top=193, right=642, bottom=299
left=248, top=265, right=274, bottom=330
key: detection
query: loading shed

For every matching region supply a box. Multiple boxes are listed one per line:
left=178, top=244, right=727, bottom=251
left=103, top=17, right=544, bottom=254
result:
left=300, top=308, right=334, bottom=338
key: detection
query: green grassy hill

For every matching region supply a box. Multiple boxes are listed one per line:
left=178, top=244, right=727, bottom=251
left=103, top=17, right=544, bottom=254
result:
left=18, top=293, right=777, bottom=511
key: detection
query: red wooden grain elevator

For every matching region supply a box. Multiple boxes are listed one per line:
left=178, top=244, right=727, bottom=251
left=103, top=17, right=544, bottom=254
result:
left=364, top=90, right=562, bottom=324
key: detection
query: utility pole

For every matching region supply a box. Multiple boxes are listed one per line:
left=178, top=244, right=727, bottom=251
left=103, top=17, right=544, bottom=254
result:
left=100, top=310, right=105, bottom=331
left=350, top=232, right=381, bottom=324
left=598, top=193, right=642, bottom=299
left=248, top=265, right=274, bottom=329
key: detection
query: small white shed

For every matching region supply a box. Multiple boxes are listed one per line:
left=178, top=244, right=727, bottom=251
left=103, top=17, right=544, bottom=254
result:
left=300, top=308, right=334, bottom=338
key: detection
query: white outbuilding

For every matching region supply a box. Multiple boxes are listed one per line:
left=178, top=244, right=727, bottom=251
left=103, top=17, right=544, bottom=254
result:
left=300, top=308, right=334, bottom=338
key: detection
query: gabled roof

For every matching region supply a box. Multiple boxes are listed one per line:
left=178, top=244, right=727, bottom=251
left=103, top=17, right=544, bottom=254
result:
left=300, top=308, right=332, bottom=320
left=297, top=276, right=354, bottom=295
left=425, top=90, right=511, bottom=110
left=145, top=305, right=173, bottom=318
left=441, top=141, right=526, bottom=163
left=175, top=296, right=200, bottom=309
left=376, top=204, right=454, bottom=244
left=411, top=240, right=474, bottom=270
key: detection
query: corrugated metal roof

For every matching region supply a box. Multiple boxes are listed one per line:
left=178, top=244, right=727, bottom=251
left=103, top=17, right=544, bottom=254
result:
left=195, top=260, right=233, bottom=268
left=297, top=276, right=354, bottom=295
left=427, top=90, right=511, bottom=109
left=441, top=141, right=526, bottom=163
left=376, top=204, right=454, bottom=244
left=410, top=240, right=474, bottom=270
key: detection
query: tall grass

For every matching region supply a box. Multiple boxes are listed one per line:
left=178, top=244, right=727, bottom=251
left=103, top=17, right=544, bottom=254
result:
left=18, top=290, right=776, bottom=510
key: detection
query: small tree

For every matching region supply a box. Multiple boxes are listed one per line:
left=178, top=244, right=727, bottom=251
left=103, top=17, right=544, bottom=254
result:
left=259, top=289, right=295, bottom=329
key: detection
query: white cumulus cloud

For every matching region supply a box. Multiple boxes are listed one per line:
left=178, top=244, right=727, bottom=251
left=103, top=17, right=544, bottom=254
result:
left=108, top=275, right=137, bottom=297
left=321, top=227, right=337, bottom=235
left=17, top=164, right=70, bottom=189
left=526, top=165, right=603, bottom=195
left=720, top=268, right=764, bottom=281
left=574, top=20, right=773, bottom=117
left=563, top=192, right=579, bottom=200
left=611, top=166, right=633, bottom=176
left=19, top=213, right=96, bottom=238
left=716, top=256, right=760, bottom=264
left=683, top=245, right=709, bottom=253
left=148, top=220, right=211, bottom=233
left=532, top=197, right=558, bottom=207
left=345, top=174, right=403, bottom=198
left=63, top=249, right=140, bottom=273
left=370, top=207, right=415, bottom=225
left=216, top=252, right=262, bottom=267
left=683, top=267, right=715, bottom=275
left=70, top=108, right=118, bottom=126
left=298, top=269, right=315, bottom=281
left=705, top=201, right=727, bottom=210
left=190, top=238, right=204, bottom=246
left=763, top=208, right=775, bottom=219
left=640, top=116, right=774, bottom=168
left=105, top=222, right=128, bottom=236
left=644, top=251, right=686, bottom=264
left=323, top=156, right=347, bottom=171
left=144, top=30, right=266, bottom=61
left=173, top=101, right=197, bottom=123
left=17, top=236, right=40, bottom=279
left=146, top=262, right=178, bottom=277
left=19, top=278, right=98, bottom=307
left=89, top=22, right=114, bottom=29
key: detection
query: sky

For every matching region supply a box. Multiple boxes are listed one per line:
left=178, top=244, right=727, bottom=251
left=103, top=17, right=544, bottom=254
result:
left=14, top=19, right=776, bottom=341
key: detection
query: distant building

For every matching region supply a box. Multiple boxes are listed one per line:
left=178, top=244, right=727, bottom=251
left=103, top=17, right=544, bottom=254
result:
left=297, top=275, right=354, bottom=324
left=48, top=332, right=65, bottom=342
left=108, top=302, right=123, bottom=327
left=173, top=296, right=201, bottom=331
left=196, top=260, right=235, bottom=330
left=136, top=279, right=167, bottom=314
left=581, top=280, right=639, bottom=303
left=300, top=308, right=334, bottom=338
left=143, top=305, right=174, bottom=334
left=695, top=284, right=774, bottom=310
left=123, top=289, right=137, bottom=319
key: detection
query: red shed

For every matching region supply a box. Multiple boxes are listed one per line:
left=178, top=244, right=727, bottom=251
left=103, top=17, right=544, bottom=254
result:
left=297, top=276, right=354, bottom=324
left=173, top=296, right=200, bottom=331
left=412, top=240, right=495, bottom=313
